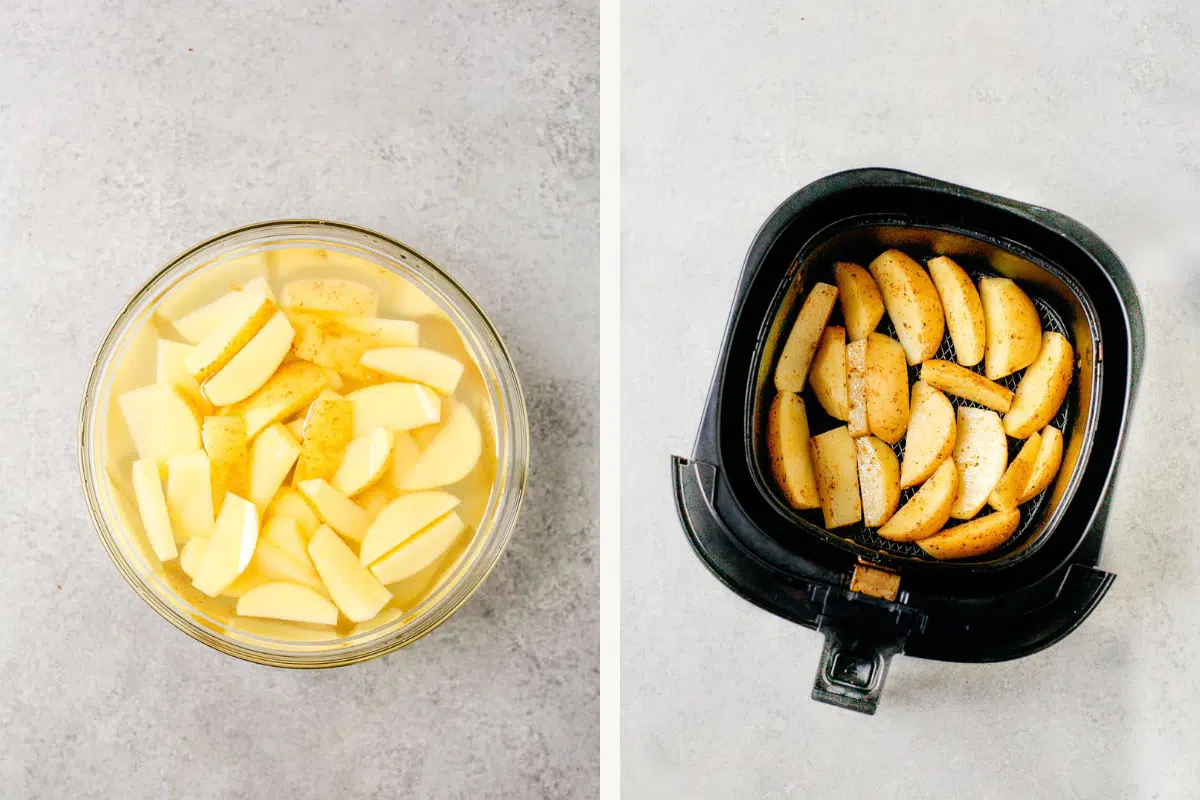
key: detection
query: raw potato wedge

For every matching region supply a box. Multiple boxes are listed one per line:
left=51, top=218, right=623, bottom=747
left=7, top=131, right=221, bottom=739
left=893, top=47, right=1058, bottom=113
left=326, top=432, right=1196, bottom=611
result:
left=920, top=359, right=1013, bottom=413
left=1019, top=425, right=1064, bottom=503
left=862, top=333, right=909, bottom=445
left=928, top=256, right=986, bottom=367
left=773, top=282, right=839, bottom=393
left=1004, top=332, right=1073, bottom=439
left=165, top=450, right=215, bottom=543
left=307, top=525, right=392, bottom=623
left=242, top=539, right=327, bottom=594
left=359, top=491, right=462, bottom=566
left=845, top=338, right=869, bottom=437
left=855, top=436, right=900, bottom=528
left=808, top=426, right=863, bottom=528
left=297, top=479, right=370, bottom=543
left=201, top=310, right=295, bottom=406
left=833, top=262, right=885, bottom=342
left=261, top=516, right=320, bottom=580
left=118, top=384, right=201, bottom=461
left=346, top=382, right=442, bottom=437
left=331, top=426, right=394, bottom=496
left=202, top=416, right=248, bottom=512
left=236, top=581, right=339, bottom=625
left=386, top=432, right=422, bottom=491
left=339, top=317, right=419, bottom=347
left=293, top=389, right=353, bottom=483
left=808, top=327, right=848, bottom=421
left=900, top=382, right=956, bottom=489
left=232, top=361, right=330, bottom=438
left=766, top=393, right=820, bottom=510
left=989, top=431, right=1042, bottom=512
left=156, top=338, right=213, bottom=415
left=191, top=493, right=259, bottom=597
left=393, top=400, right=483, bottom=491
left=868, top=249, right=945, bottom=365
left=878, top=458, right=958, bottom=542
left=184, top=279, right=275, bottom=382
left=282, top=278, right=379, bottom=317
left=284, top=309, right=387, bottom=380
left=265, top=488, right=321, bottom=538
left=951, top=407, right=1008, bottom=520
left=359, top=348, right=465, bottom=396
left=131, top=457, right=179, bottom=561
left=980, top=277, right=1042, bottom=380
left=370, top=512, right=467, bottom=585
left=247, top=423, right=301, bottom=510
left=169, top=276, right=273, bottom=345
left=918, top=509, right=1021, bottom=560
left=178, top=535, right=207, bottom=578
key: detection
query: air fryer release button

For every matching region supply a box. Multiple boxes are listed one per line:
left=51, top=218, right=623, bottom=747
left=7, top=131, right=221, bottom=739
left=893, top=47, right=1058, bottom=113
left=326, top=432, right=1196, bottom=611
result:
left=829, top=652, right=876, bottom=689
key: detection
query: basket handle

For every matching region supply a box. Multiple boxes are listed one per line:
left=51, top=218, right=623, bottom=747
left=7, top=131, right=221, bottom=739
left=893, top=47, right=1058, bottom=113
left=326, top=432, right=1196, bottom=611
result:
left=811, top=626, right=903, bottom=715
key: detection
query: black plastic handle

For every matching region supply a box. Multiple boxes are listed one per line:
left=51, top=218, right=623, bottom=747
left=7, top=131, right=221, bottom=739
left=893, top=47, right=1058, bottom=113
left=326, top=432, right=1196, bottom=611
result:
left=811, top=626, right=903, bottom=715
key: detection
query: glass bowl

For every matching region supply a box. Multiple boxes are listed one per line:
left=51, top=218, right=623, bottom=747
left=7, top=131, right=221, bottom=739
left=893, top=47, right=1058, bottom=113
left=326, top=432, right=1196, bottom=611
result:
left=79, top=220, right=529, bottom=667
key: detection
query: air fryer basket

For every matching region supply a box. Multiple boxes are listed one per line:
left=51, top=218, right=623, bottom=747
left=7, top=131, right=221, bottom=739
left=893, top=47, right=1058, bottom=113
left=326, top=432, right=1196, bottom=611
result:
left=673, top=169, right=1144, bottom=714
left=749, top=222, right=1097, bottom=568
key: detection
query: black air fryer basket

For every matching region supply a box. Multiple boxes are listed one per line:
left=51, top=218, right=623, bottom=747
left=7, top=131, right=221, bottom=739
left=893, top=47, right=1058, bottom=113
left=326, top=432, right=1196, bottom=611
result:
left=672, top=169, right=1144, bottom=714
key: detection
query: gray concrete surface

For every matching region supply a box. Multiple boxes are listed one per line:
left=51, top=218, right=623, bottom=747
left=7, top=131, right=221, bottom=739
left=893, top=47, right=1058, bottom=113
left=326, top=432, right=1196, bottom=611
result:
left=623, top=2, right=1199, bottom=798
left=0, top=2, right=597, bottom=798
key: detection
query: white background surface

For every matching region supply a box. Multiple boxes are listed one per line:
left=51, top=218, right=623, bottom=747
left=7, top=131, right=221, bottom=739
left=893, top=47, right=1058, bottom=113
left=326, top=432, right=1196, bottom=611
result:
left=623, top=2, right=1199, bottom=798
left=0, top=2, right=597, bottom=798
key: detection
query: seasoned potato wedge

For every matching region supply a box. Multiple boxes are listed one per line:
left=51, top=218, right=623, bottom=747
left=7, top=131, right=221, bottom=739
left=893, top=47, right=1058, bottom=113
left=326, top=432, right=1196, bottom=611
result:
left=878, top=458, right=958, bottom=542
left=867, top=249, right=945, bottom=365
left=951, top=407, right=1008, bottom=520
left=928, top=256, right=986, bottom=367
left=918, top=509, right=1021, bottom=560
left=833, top=262, right=885, bottom=342
left=809, top=426, right=862, bottom=528
left=919, top=359, right=1013, bottom=413
left=774, top=282, right=839, bottom=393
left=1019, top=425, right=1064, bottom=503
left=855, top=436, right=900, bottom=528
left=808, top=326, right=848, bottom=421
left=863, top=333, right=909, bottom=445
left=980, top=277, right=1042, bottom=380
left=989, top=431, right=1042, bottom=511
left=767, top=393, right=820, bottom=509
left=1004, top=332, right=1073, bottom=439
left=900, top=381, right=956, bottom=489
left=845, top=338, right=869, bottom=437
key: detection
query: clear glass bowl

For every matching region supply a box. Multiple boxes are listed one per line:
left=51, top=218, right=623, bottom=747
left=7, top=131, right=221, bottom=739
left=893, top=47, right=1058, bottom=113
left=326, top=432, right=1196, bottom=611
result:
left=79, top=220, right=529, bottom=667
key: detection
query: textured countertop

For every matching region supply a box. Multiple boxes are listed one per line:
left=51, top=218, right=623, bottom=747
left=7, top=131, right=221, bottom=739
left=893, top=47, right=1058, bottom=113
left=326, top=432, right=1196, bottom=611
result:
left=0, top=2, right=597, bottom=798
left=623, top=2, right=1199, bottom=798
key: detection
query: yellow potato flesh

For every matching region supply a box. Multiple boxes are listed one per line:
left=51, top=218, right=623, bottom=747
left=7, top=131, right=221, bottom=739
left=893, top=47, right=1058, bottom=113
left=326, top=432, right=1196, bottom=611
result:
left=282, top=278, right=379, bottom=317
left=191, top=493, right=259, bottom=597
left=1004, top=332, right=1073, bottom=439
left=899, top=381, right=955, bottom=489
left=766, top=392, right=820, bottom=509
left=202, top=416, right=248, bottom=513
left=855, top=435, right=900, bottom=528
left=980, top=277, right=1042, bottom=380
left=1019, top=425, right=1064, bottom=504
left=184, top=280, right=276, bottom=382
left=868, top=249, right=945, bottom=365
left=918, top=509, right=1021, bottom=560
left=232, top=361, right=330, bottom=438
left=394, top=400, right=482, bottom=491
left=247, top=423, right=301, bottom=510
left=331, top=426, right=395, bottom=497
left=293, top=389, right=353, bottom=483
left=951, top=407, right=1008, bottom=520
left=845, top=338, right=869, bottom=437
left=156, top=338, right=212, bottom=415
left=773, top=282, right=838, bottom=392
left=359, top=347, right=465, bottom=396
left=920, top=359, right=1013, bottom=413
left=165, top=450, right=215, bottom=543
left=928, top=256, right=986, bottom=367
left=989, top=431, right=1042, bottom=512
left=863, top=333, right=909, bottom=445
left=297, top=479, right=370, bottom=543
left=834, top=262, right=885, bottom=342
left=808, top=327, right=848, bottom=421
left=264, top=488, right=321, bottom=539
left=201, top=310, right=295, bottom=406
left=236, top=581, right=338, bottom=626
left=370, top=512, right=467, bottom=585
left=131, top=457, right=178, bottom=561
left=308, top=525, right=392, bottom=623
left=878, top=457, right=958, bottom=542
left=346, top=382, right=442, bottom=437
left=261, top=516, right=319, bottom=577
left=809, top=426, right=862, bottom=528
left=359, top=491, right=462, bottom=566
left=118, top=384, right=201, bottom=461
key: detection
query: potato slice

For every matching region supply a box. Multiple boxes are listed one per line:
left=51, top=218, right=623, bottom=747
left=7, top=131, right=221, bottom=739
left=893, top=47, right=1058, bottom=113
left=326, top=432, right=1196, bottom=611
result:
left=1019, top=425, right=1064, bottom=503
left=980, top=277, right=1042, bottom=380
left=386, top=432, right=422, bottom=492
left=191, top=493, right=259, bottom=597
left=867, top=249, right=945, bottom=365
left=307, top=525, right=392, bottom=622
left=131, top=457, right=179, bottom=561
left=393, top=400, right=483, bottom=491
left=1004, top=332, right=1073, bottom=439
left=809, top=426, right=862, bottom=528
left=282, top=278, right=379, bottom=317
left=928, top=256, right=986, bottom=367
left=184, top=279, right=275, bottom=382
left=236, top=581, right=339, bottom=625
left=862, top=333, right=909, bottom=445
left=370, top=512, right=467, bottom=585
left=284, top=309, right=385, bottom=380
left=201, top=310, right=295, bottom=406
left=766, top=393, right=820, bottom=509
left=156, top=338, right=213, bottom=415
left=346, top=382, right=442, bottom=437
left=900, top=381, right=956, bottom=489
left=394, top=278, right=446, bottom=318
left=261, top=516, right=320, bottom=579
left=808, top=327, right=848, bottom=421
left=919, top=359, right=1013, bottom=413
left=178, top=535, right=207, bottom=578
left=359, top=348, right=465, bottom=396
left=878, top=458, right=958, bottom=542
left=232, top=361, right=330, bottom=438
left=773, top=282, right=838, bottom=392
left=293, top=389, right=353, bottom=483
left=118, top=384, right=202, bottom=461
left=951, top=407, right=1008, bottom=520
left=247, top=423, right=301, bottom=510
left=917, top=509, right=1021, bottom=560
left=855, top=436, right=900, bottom=528
left=165, top=450, right=215, bottom=542
left=264, top=488, right=321, bottom=539
left=845, top=338, right=869, bottom=437
left=989, top=431, right=1042, bottom=512
left=296, top=479, right=370, bottom=543
left=285, top=417, right=306, bottom=440
left=332, top=427, right=394, bottom=496
left=356, top=483, right=396, bottom=519
left=169, top=276, right=273, bottom=344
left=359, top=491, right=462, bottom=566
left=241, top=539, right=326, bottom=594
left=202, top=416, right=248, bottom=513
left=833, top=262, right=885, bottom=342
left=339, top=317, right=419, bottom=346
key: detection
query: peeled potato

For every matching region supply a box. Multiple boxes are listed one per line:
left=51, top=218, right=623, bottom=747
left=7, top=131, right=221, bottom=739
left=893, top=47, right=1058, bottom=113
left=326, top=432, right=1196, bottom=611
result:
left=1019, top=425, right=1064, bottom=503
left=918, top=509, right=1021, bottom=560
left=1004, top=332, right=1073, bottom=439
left=928, top=256, right=986, bottom=367
left=833, top=262, right=885, bottom=342
left=855, top=436, right=900, bottom=528
left=766, top=392, right=820, bottom=510
left=878, top=458, right=958, bottom=542
left=809, top=426, right=862, bottom=528
left=900, top=381, right=956, bottom=489
left=989, top=431, right=1042, bottom=512
left=868, top=249, right=945, bottom=365
left=393, top=400, right=482, bottom=491
left=980, top=277, right=1042, bottom=380
left=808, top=327, right=848, bottom=421
left=774, top=282, right=839, bottom=393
